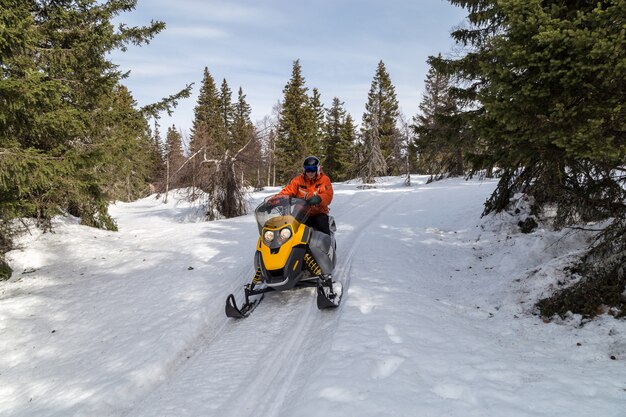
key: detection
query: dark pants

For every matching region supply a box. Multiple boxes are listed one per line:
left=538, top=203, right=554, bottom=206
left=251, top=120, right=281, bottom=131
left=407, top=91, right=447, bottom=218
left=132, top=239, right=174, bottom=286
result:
left=305, top=214, right=330, bottom=235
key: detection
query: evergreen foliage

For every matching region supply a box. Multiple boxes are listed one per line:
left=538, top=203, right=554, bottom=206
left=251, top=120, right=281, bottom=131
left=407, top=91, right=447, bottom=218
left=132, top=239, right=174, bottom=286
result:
left=94, top=85, right=160, bottom=203
left=309, top=88, right=325, bottom=158
left=232, top=87, right=261, bottom=188
left=175, top=69, right=254, bottom=218
left=437, top=0, right=626, bottom=318
left=217, top=79, right=234, bottom=153
left=339, top=114, right=358, bottom=179
left=0, top=0, right=190, bottom=278
left=232, top=87, right=253, bottom=151
left=412, top=56, right=465, bottom=181
left=360, top=110, right=387, bottom=184
left=436, top=0, right=626, bottom=219
left=164, top=125, right=185, bottom=191
left=323, top=98, right=356, bottom=181
left=149, top=121, right=165, bottom=186
left=189, top=68, right=221, bottom=158
left=186, top=68, right=222, bottom=192
left=361, top=61, right=401, bottom=176
left=276, top=60, right=320, bottom=182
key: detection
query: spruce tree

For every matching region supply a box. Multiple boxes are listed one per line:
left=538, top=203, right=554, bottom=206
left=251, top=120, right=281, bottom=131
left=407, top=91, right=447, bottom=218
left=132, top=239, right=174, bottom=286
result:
left=310, top=88, right=325, bottom=158
left=165, top=125, right=185, bottom=189
left=187, top=67, right=224, bottom=192
left=338, top=114, right=358, bottom=180
left=412, top=56, right=464, bottom=180
left=361, top=61, right=401, bottom=176
left=0, top=1, right=191, bottom=278
left=149, top=121, right=165, bottom=186
left=185, top=78, right=254, bottom=218
left=232, top=87, right=253, bottom=151
left=323, top=97, right=346, bottom=179
left=91, top=85, right=158, bottom=204
left=189, top=68, right=221, bottom=157
left=323, top=97, right=355, bottom=181
left=360, top=109, right=387, bottom=184
left=276, top=60, right=318, bottom=182
left=232, top=86, right=259, bottom=186
left=436, top=0, right=626, bottom=317
left=217, top=78, right=234, bottom=153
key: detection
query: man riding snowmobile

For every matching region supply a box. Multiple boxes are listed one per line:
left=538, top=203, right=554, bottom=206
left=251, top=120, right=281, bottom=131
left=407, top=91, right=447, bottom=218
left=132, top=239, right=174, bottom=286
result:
left=276, top=156, right=334, bottom=235
left=224, top=156, right=340, bottom=318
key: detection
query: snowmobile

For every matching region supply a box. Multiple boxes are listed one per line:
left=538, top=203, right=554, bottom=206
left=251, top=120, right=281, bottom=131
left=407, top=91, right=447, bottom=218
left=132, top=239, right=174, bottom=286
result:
left=225, top=195, right=341, bottom=318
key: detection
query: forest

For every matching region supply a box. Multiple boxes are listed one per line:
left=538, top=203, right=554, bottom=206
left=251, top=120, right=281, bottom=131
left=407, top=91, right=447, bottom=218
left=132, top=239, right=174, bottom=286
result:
left=1, top=0, right=625, bottom=319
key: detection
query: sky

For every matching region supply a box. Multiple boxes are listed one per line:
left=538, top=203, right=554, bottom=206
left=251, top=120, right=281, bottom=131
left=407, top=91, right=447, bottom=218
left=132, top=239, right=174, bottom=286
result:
left=109, top=0, right=468, bottom=138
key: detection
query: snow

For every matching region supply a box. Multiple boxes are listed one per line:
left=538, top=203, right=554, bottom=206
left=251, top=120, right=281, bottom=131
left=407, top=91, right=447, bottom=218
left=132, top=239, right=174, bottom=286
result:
left=1, top=177, right=625, bottom=417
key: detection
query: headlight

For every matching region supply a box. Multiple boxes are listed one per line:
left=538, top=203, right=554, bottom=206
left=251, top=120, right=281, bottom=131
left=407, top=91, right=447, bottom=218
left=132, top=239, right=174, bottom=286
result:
left=263, top=230, right=274, bottom=243
left=279, top=227, right=292, bottom=241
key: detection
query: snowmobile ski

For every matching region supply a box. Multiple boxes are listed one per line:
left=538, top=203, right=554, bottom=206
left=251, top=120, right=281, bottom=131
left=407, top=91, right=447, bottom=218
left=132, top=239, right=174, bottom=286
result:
left=225, top=293, right=263, bottom=319
left=317, top=278, right=342, bottom=309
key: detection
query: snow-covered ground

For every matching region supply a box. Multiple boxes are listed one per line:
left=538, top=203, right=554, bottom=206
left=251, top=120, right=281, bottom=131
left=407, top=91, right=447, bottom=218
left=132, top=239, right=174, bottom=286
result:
left=1, top=176, right=624, bottom=417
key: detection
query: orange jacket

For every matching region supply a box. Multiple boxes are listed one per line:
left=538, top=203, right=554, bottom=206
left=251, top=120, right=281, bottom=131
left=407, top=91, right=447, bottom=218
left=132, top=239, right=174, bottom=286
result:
left=277, top=170, right=333, bottom=215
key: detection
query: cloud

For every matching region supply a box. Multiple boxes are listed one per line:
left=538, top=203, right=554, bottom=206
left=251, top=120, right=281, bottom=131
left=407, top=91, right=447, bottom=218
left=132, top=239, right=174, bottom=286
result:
left=165, top=26, right=229, bottom=39
left=151, top=0, right=281, bottom=25
left=114, top=57, right=196, bottom=78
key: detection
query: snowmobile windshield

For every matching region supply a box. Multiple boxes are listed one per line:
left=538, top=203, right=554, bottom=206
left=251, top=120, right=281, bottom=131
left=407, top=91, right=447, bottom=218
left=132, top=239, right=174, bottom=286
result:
left=255, top=195, right=310, bottom=233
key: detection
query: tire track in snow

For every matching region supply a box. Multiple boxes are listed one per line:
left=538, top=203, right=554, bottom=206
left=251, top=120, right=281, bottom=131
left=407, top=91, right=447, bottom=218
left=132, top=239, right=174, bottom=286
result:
left=206, top=189, right=412, bottom=417
left=333, top=189, right=411, bottom=308
left=120, top=261, right=254, bottom=417
left=249, top=189, right=412, bottom=417
left=187, top=191, right=399, bottom=417
left=125, top=187, right=412, bottom=417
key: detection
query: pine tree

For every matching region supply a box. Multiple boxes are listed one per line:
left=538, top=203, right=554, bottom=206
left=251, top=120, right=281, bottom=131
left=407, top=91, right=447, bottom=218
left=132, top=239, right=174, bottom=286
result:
left=338, top=114, right=358, bottom=180
left=232, top=87, right=253, bottom=151
left=435, top=0, right=626, bottom=218
left=276, top=60, right=318, bottom=182
left=189, top=68, right=221, bottom=157
left=310, top=88, right=325, bottom=158
left=361, top=109, right=387, bottom=184
left=165, top=125, right=185, bottom=189
left=232, top=87, right=260, bottom=186
left=412, top=56, right=464, bottom=181
left=323, top=97, right=355, bottom=181
left=91, top=85, right=157, bottom=204
left=185, top=79, right=255, bottom=218
left=1, top=1, right=159, bottom=222
left=323, top=97, right=346, bottom=179
left=187, top=67, right=224, bottom=193
left=361, top=61, right=401, bottom=176
left=436, top=0, right=626, bottom=318
left=217, top=78, right=234, bottom=154
left=148, top=120, right=165, bottom=188
left=0, top=1, right=190, bottom=278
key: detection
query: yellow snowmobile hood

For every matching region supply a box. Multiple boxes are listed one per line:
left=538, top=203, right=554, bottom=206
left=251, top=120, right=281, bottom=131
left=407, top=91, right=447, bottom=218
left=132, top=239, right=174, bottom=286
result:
left=257, top=215, right=310, bottom=271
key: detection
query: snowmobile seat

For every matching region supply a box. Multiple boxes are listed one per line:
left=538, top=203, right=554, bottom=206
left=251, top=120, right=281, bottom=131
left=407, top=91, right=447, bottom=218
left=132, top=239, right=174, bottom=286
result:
left=309, top=229, right=336, bottom=275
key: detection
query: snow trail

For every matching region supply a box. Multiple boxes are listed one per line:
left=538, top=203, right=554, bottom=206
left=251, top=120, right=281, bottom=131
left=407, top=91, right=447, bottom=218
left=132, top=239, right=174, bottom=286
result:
left=2, top=177, right=625, bottom=417
left=125, top=182, right=411, bottom=417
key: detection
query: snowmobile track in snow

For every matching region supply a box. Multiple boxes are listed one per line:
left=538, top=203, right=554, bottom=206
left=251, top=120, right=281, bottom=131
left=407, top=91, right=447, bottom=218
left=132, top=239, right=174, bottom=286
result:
left=125, top=188, right=410, bottom=417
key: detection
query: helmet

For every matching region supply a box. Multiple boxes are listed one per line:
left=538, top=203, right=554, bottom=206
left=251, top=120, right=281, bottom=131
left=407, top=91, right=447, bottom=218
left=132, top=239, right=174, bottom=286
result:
left=303, top=156, right=320, bottom=174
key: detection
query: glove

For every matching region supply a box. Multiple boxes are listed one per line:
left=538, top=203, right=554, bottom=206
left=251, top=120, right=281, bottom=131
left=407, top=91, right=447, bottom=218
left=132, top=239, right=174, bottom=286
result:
left=265, top=196, right=279, bottom=213
left=306, top=195, right=321, bottom=206
left=265, top=194, right=282, bottom=213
